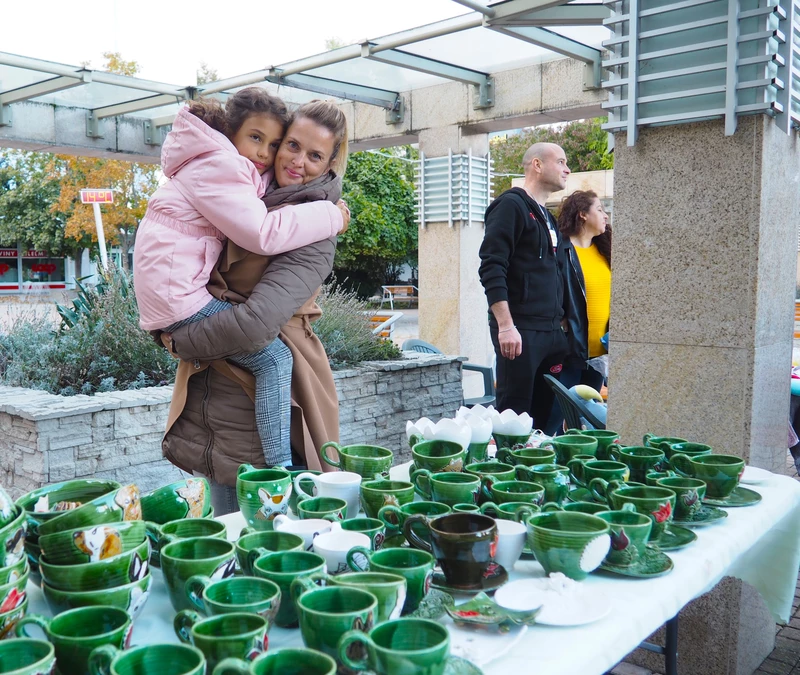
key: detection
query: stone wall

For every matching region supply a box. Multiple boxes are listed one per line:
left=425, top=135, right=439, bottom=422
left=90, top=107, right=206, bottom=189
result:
left=0, top=354, right=464, bottom=498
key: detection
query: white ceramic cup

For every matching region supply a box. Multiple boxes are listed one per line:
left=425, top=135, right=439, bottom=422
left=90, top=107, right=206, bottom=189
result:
left=493, top=519, right=527, bottom=571
left=294, top=472, right=362, bottom=519
left=312, top=522, right=371, bottom=575
left=272, top=514, right=333, bottom=551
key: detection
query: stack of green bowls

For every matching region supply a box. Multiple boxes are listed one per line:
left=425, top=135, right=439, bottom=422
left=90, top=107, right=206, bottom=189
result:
left=0, top=484, right=30, bottom=639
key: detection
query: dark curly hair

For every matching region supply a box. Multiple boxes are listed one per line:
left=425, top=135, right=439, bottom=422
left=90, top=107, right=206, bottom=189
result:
left=557, top=190, right=611, bottom=265
left=186, top=87, right=290, bottom=139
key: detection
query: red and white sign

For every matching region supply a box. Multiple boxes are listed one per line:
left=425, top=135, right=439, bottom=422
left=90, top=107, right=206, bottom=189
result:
left=0, top=249, right=17, bottom=258
left=80, top=189, right=114, bottom=204
left=24, top=250, right=48, bottom=258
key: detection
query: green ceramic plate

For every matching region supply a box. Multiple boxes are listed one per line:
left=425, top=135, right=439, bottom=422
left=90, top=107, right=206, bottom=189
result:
left=672, top=505, right=728, bottom=528
left=598, top=546, right=674, bottom=578
left=407, top=588, right=454, bottom=620
left=431, top=564, right=508, bottom=595
left=445, top=591, right=540, bottom=630
left=702, top=486, right=762, bottom=508
left=647, top=524, right=697, bottom=551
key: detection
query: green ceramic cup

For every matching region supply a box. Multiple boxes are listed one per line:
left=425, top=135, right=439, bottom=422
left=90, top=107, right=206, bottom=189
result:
left=283, top=468, right=322, bottom=516
left=481, top=479, right=545, bottom=506
left=466, top=441, right=491, bottom=465
left=608, top=446, right=667, bottom=484
left=491, top=432, right=531, bottom=450
left=37, top=483, right=142, bottom=538
left=292, top=584, right=377, bottom=663
left=547, top=501, right=611, bottom=515
left=39, top=520, right=146, bottom=567
left=338, top=618, right=450, bottom=675
left=174, top=611, right=268, bottom=672
left=42, top=573, right=152, bottom=619
left=643, top=434, right=687, bottom=450
left=566, top=429, right=621, bottom=460
left=540, top=435, right=599, bottom=465
left=319, top=443, right=393, bottom=479
left=345, top=547, right=434, bottom=614
left=0, top=508, right=27, bottom=568
left=410, top=439, right=466, bottom=473
left=236, top=531, right=304, bottom=576
left=141, top=477, right=211, bottom=524
left=295, top=497, right=347, bottom=522
left=236, top=466, right=293, bottom=531
left=15, top=606, right=131, bottom=675
left=608, top=485, right=677, bottom=538
left=410, top=470, right=481, bottom=507
left=378, top=502, right=451, bottom=541
left=496, top=446, right=556, bottom=467
left=464, top=460, right=517, bottom=482
left=656, top=477, right=707, bottom=520
left=526, top=511, right=610, bottom=580
left=595, top=509, right=653, bottom=566
left=521, top=464, right=571, bottom=505
left=0, top=639, right=55, bottom=675
left=645, top=470, right=676, bottom=486
left=341, top=518, right=386, bottom=551
left=211, top=649, right=337, bottom=675
left=89, top=643, right=205, bottom=675
left=480, top=501, right=539, bottom=522
left=588, top=479, right=646, bottom=505
left=147, top=517, right=227, bottom=568
left=662, top=442, right=713, bottom=464
left=186, top=575, right=281, bottom=624
left=39, top=538, right=149, bottom=592
left=670, top=453, right=744, bottom=499
left=161, top=537, right=237, bottom=612
left=360, top=480, right=415, bottom=519
left=314, top=572, right=407, bottom=623
left=452, top=503, right=480, bottom=513
left=568, top=458, right=630, bottom=488
left=252, top=551, right=327, bottom=628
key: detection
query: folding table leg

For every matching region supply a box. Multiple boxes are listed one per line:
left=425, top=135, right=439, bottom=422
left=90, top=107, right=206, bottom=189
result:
left=664, top=615, right=679, bottom=675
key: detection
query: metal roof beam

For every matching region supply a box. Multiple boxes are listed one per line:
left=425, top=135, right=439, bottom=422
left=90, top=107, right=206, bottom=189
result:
left=91, top=93, right=188, bottom=120
left=486, top=0, right=579, bottom=23
left=451, top=0, right=495, bottom=16
left=0, top=73, right=89, bottom=105
left=266, top=70, right=402, bottom=110
left=488, top=4, right=610, bottom=26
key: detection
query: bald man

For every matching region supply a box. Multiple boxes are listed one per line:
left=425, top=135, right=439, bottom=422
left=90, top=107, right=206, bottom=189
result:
left=479, top=142, right=572, bottom=431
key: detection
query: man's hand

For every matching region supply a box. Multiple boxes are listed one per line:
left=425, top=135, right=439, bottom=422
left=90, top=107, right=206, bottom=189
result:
left=336, top=200, right=351, bottom=235
left=498, top=326, right=522, bottom=360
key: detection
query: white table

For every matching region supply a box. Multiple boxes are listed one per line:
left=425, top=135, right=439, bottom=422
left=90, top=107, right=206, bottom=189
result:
left=25, top=472, right=800, bottom=675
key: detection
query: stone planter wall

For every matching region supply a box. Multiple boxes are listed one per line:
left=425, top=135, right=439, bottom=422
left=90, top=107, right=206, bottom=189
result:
left=0, top=354, right=464, bottom=498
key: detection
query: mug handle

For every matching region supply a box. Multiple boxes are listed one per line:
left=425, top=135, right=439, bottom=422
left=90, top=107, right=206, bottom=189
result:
left=158, top=533, right=177, bottom=549
left=88, top=645, right=121, bottom=675
left=539, top=502, right=561, bottom=514
left=408, top=433, right=424, bottom=449
left=173, top=610, right=201, bottom=644
left=247, top=547, right=272, bottom=574
left=479, top=502, right=501, bottom=518
left=377, top=505, right=404, bottom=531
left=14, top=613, right=49, bottom=638
left=346, top=546, right=372, bottom=572
left=319, top=442, right=342, bottom=469
left=513, top=464, right=534, bottom=482
left=185, top=575, right=211, bottom=613
left=409, top=469, right=433, bottom=499
left=322, top=513, right=341, bottom=523
left=237, top=463, right=256, bottom=477
left=670, top=453, right=692, bottom=477
left=239, top=526, right=256, bottom=538
left=642, top=433, right=654, bottom=446
left=608, top=445, right=622, bottom=462
left=495, top=448, right=511, bottom=465
left=212, top=658, right=253, bottom=675
left=588, top=477, right=610, bottom=503
left=479, top=476, right=494, bottom=503
left=338, top=630, right=372, bottom=671
left=513, top=504, right=539, bottom=522
left=565, top=429, right=582, bottom=435
left=290, top=575, right=322, bottom=607
left=403, top=514, right=433, bottom=553
left=293, top=472, right=318, bottom=502
left=619, top=503, right=637, bottom=513
left=567, top=458, right=586, bottom=486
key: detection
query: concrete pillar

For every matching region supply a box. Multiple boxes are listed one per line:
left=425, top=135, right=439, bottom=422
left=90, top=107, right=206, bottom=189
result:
left=417, top=126, right=494, bottom=384
left=608, top=116, right=800, bottom=673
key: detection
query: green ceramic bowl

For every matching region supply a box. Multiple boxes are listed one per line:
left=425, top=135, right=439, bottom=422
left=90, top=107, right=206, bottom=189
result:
left=38, top=484, right=142, bottom=538
left=0, top=637, right=54, bottom=674
left=42, top=572, right=152, bottom=619
left=526, top=511, right=611, bottom=580
left=0, top=507, right=28, bottom=568
left=24, top=541, right=40, bottom=576
left=142, top=477, right=212, bottom=524
left=16, top=479, right=121, bottom=539
left=39, top=520, right=146, bottom=566
left=0, top=557, right=28, bottom=587
left=39, top=539, right=149, bottom=592
left=360, top=480, right=415, bottom=520
left=0, top=595, right=28, bottom=641
left=0, top=571, right=30, bottom=619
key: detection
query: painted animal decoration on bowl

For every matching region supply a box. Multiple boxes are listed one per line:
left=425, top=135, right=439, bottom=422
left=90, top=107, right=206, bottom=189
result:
left=114, top=485, right=142, bottom=521
left=176, top=479, right=207, bottom=518
left=34, top=495, right=81, bottom=513
left=255, top=485, right=292, bottom=521
left=73, top=526, right=122, bottom=562
left=4, top=528, right=25, bottom=566
left=0, top=492, right=12, bottom=523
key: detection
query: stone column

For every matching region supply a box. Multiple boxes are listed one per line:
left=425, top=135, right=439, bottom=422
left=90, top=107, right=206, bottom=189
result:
left=416, top=126, right=493, bottom=388
left=608, top=116, right=799, bottom=673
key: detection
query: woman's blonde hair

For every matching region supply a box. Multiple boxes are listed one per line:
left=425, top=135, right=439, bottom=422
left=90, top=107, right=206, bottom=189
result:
left=293, top=100, right=349, bottom=176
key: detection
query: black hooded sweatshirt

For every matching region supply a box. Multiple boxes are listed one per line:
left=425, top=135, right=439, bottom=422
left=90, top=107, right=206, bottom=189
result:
left=479, top=187, right=568, bottom=331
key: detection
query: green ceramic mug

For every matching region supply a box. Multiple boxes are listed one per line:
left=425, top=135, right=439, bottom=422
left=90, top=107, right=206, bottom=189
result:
left=655, top=477, right=706, bottom=520
left=186, top=575, right=281, bottom=624
left=283, top=468, right=322, bottom=516
left=0, top=639, right=55, bottom=675
left=567, top=458, right=630, bottom=488
left=496, top=446, right=556, bottom=467
left=89, top=643, right=205, bottom=675
left=15, top=606, right=131, bottom=675
left=547, top=501, right=611, bottom=515
left=150, top=517, right=227, bottom=557
left=645, top=470, right=676, bottom=486
left=410, top=439, right=466, bottom=473
left=39, top=520, right=146, bottom=566
left=319, top=443, right=393, bottom=479
left=313, top=572, right=407, bottom=623
left=588, top=479, right=646, bottom=505
left=595, top=509, right=653, bottom=567
left=345, top=547, right=435, bottom=614
left=526, top=511, right=610, bottom=580
left=141, top=477, right=211, bottom=524
left=452, top=503, right=480, bottom=513
left=236, top=466, right=293, bottom=531
left=464, top=460, right=517, bottom=482
left=252, top=551, right=327, bottom=628
left=378, top=502, right=451, bottom=541
left=608, top=446, right=666, bottom=484
left=295, top=497, right=347, bottom=522
left=410, top=470, right=481, bottom=507
left=38, top=484, right=142, bottom=538
left=670, top=453, right=744, bottom=499
left=341, top=518, right=386, bottom=552
left=643, top=434, right=687, bottom=450
left=565, top=429, right=621, bottom=460
left=211, top=649, right=336, bottom=675
left=161, top=537, right=237, bottom=613
left=480, top=501, right=539, bottom=522
left=660, top=441, right=713, bottom=463
left=540, top=435, right=598, bottom=465
left=292, top=584, right=377, bottom=663
left=235, top=531, right=304, bottom=576
left=338, top=618, right=450, bottom=675
left=360, top=480, right=415, bottom=520
left=522, top=464, right=571, bottom=505
left=174, top=611, right=268, bottom=673
left=608, top=485, right=677, bottom=538
left=480, top=479, right=545, bottom=506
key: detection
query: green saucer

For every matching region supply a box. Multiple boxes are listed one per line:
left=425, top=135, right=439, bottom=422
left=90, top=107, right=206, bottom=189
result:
left=407, top=588, right=454, bottom=620
left=648, top=523, right=697, bottom=551
left=672, top=504, right=728, bottom=528
left=431, top=564, right=508, bottom=595
left=445, top=591, right=540, bottom=631
left=703, top=486, right=762, bottom=508
left=365, top=655, right=482, bottom=675
left=598, top=546, right=674, bottom=578
left=568, top=487, right=602, bottom=504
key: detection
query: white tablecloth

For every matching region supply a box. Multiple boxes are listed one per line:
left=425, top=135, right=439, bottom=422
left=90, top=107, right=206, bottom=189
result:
left=24, top=469, right=800, bottom=675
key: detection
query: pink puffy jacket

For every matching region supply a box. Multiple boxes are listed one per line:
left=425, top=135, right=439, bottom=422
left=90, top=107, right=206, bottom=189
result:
left=133, top=108, right=343, bottom=330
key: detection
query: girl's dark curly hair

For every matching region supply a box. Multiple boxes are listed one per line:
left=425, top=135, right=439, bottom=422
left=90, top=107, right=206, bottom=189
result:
left=186, top=87, right=290, bottom=139
left=557, top=189, right=611, bottom=265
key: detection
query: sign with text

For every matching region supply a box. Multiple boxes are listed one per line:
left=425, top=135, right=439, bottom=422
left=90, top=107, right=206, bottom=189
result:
left=24, top=250, right=48, bottom=258
left=80, top=189, right=114, bottom=204
left=0, top=250, right=17, bottom=258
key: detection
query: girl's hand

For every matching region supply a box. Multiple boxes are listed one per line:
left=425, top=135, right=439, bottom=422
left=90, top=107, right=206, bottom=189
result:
left=336, top=200, right=351, bottom=235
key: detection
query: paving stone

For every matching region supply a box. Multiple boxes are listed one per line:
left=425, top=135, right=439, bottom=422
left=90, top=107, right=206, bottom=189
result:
left=779, top=627, right=800, bottom=643
left=758, top=658, right=796, bottom=675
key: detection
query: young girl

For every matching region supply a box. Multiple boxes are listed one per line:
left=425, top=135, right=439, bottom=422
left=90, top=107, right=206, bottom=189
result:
left=134, top=88, right=348, bottom=466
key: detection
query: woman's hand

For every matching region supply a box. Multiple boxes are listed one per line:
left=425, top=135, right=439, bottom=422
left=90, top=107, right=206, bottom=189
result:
left=336, top=200, right=351, bottom=235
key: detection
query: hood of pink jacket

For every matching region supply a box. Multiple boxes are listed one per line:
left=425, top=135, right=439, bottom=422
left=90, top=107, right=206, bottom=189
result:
left=161, top=107, right=233, bottom=178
